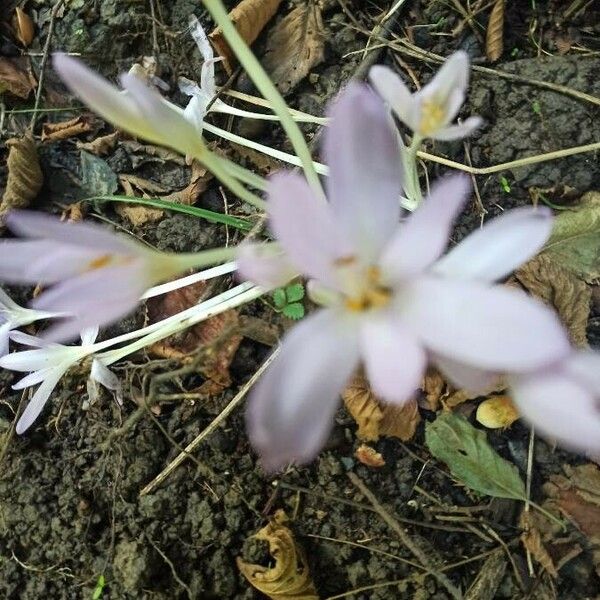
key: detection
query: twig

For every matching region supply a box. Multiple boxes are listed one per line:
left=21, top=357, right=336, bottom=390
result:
left=524, top=428, right=536, bottom=577
left=347, top=472, right=464, bottom=600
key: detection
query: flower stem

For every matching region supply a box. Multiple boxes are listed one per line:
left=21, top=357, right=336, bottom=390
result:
left=400, top=134, right=424, bottom=211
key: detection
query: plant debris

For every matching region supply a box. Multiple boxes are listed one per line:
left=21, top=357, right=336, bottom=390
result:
left=41, top=116, right=94, bottom=142
left=0, top=56, right=36, bottom=98
left=354, top=443, right=386, bottom=468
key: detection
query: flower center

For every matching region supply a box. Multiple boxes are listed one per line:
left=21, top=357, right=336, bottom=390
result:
left=340, top=264, right=392, bottom=313
left=419, top=99, right=446, bottom=136
left=83, top=254, right=134, bottom=273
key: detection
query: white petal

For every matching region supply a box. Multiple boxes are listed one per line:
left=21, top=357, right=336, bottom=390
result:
left=433, top=354, right=499, bottom=393
left=247, top=309, right=360, bottom=471
left=433, top=116, right=483, bottom=141
left=369, top=65, right=418, bottom=130
left=90, top=359, right=120, bottom=392
left=235, top=243, right=296, bottom=290
left=564, top=352, right=600, bottom=395
left=422, top=51, right=469, bottom=115
left=13, top=368, right=54, bottom=390
left=0, top=323, right=11, bottom=357
left=433, top=207, right=554, bottom=282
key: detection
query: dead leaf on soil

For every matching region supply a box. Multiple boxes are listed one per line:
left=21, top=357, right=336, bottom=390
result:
left=342, top=372, right=421, bottom=442
left=162, top=160, right=213, bottom=206
left=261, top=2, right=325, bottom=95
left=514, top=253, right=591, bottom=347
left=476, top=395, right=519, bottom=429
left=237, top=510, right=319, bottom=600
left=464, top=549, right=507, bottom=600
left=542, top=191, right=600, bottom=283
left=520, top=510, right=559, bottom=578
left=210, top=0, right=282, bottom=74
left=12, top=7, right=35, bottom=47
left=230, top=143, right=282, bottom=175
left=0, top=56, right=36, bottom=98
left=1, top=134, right=43, bottom=220
left=76, top=131, right=120, bottom=156
left=355, top=444, right=385, bottom=468
left=41, top=115, right=94, bottom=142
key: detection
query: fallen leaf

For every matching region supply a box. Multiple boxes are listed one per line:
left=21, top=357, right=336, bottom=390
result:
left=210, top=0, right=282, bottom=74
left=79, top=151, right=118, bottom=197
left=41, top=115, right=94, bottom=142
left=342, top=372, right=421, bottom=442
left=0, top=56, right=36, bottom=98
left=543, top=191, right=600, bottom=283
left=425, top=412, right=526, bottom=500
left=230, top=143, right=282, bottom=175
left=355, top=444, right=385, bottom=468
left=476, top=395, right=519, bottom=429
left=162, top=160, right=213, bottom=205
left=1, top=134, right=43, bottom=220
left=237, top=510, right=319, bottom=600
left=515, top=253, right=591, bottom=347
left=76, top=131, right=120, bottom=156
left=520, top=511, right=558, bottom=578
left=13, top=7, right=35, bottom=47
left=464, top=549, right=507, bottom=600
left=261, top=2, right=325, bottom=95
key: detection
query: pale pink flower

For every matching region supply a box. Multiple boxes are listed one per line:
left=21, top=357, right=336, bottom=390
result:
left=238, top=82, right=569, bottom=471
left=369, top=51, right=482, bottom=141
left=0, top=211, right=193, bottom=342
left=509, top=352, right=600, bottom=454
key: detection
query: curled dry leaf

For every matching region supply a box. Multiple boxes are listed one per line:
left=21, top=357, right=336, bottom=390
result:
left=261, top=2, right=325, bottom=95
left=0, top=57, right=36, bottom=98
left=76, top=131, right=120, bottom=156
left=210, top=0, right=282, bottom=74
left=41, top=116, right=94, bottom=142
left=237, top=510, right=319, bottom=600
left=519, top=510, right=559, bottom=578
left=1, top=134, right=43, bottom=220
left=485, top=0, right=505, bottom=62
left=342, top=372, right=421, bottom=442
left=476, top=395, right=519, bottom=429
left=13, top=7, right=35, bottom=47
left=514, top=253, right=591, bottom=348
left=464, top=549, right=507, bottom=600
left=355, top=444, right=385, bottom=468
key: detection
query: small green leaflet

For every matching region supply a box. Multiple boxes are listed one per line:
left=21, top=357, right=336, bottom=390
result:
left=284, top=283, right=305, bottom=303
left=282, top=302, right=304, bottom=320
left=92, top=574, right=106, bottom=600
left=272, top=288, right=287, bottom=309
left=425, top=412, right=526, bottom=501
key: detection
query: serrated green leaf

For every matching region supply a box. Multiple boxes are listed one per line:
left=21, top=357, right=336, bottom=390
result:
left=542, top=191, right=600, bottom=283
left=425, top=413, right=526, bottom=501
left=282, top=302, right=305, bottom=320
left=272, top=288, right=287, bottom=309
left=285, top=282, right=305, bottom=303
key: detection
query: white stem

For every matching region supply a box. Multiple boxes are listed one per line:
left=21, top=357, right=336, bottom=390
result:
left=213, top=99, right=327, bottom=124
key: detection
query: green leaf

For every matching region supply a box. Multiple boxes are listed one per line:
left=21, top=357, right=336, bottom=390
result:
left=86, top=195, right=252, bottom=231
left=92, top=574, right=106, bottom=600
left=499, top=176, right=511, bottom=194
left=425, top=413, right=526, bottom=501
left=80, top=151, right=118, bottom=197
left=542, top=191, right=600, bottom=283
left=282, top=302, right=305, bottom=320
left=272, top=288, right=287, bottom=309
left=285, top=282, right=305, bottom=303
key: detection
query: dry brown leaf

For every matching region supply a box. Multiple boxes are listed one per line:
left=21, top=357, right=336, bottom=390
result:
left=76, top=131, right=120, bottom=156
left=1, top=134, right=43, bottom=219
left=485, top=0, right=504, bottom=61
left=342, top=372, right=421, bottom=442
left=464, top=549, right=507, bottom=600
left=13, top=7, right=35, bottom=47
left=355, top=444, right=385, bottom=468
left=520, top=511, right=559, bottom=578
left=515, top=254, right=591, bottom=347
left=163, top=160, right=213, bottom=205
left=210, top=0, right=282, bottom=74
left=476, top=395, right=519, bottom=429
left=230, top=143, right=282, bottom=175
left=0, top=56, right=36, bottom=98
left=261, top=3, right=325, bottom=95
left=41, top=116, right=94, bottom=142
left=237, top=510, right=319, bottom=600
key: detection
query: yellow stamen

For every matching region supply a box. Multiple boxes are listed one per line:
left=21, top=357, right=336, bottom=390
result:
left=87, top=254, right=113, bottom=270
left=419, top=100, right=446, bottom=136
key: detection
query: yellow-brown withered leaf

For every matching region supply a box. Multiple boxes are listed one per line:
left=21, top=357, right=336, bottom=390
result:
left=476, top=395, right=519, bottom=429
left=237, top=510, right=319, bottom=600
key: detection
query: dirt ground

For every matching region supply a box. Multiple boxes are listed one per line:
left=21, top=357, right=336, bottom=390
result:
left=1, top=0, right=600, bottom=598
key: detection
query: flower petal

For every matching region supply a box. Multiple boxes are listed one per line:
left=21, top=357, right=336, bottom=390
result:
left=236, top=243, right=296, bottom=289
left=564, top=352, right=600, bottom=394
left=369, top=65, right=417, bottom=130
left=433, top=354, right=499, bottom=393
left=0, top=323, right=10, bottom=357
left=422, top=51, right=469, bottom=116
left=324, top=82, right=402, bottom=259
left=403, top=276, right=570, bottom=371
left=0, top=348, right=66, bottom=372
left=433, top=207, right=554, bottom=282
left=511, top=372, right=600, bottom=454
left=380, top=174, right=471, bottom=281
left=267, top=172, right=351, bottom=286
left=13, top=368, right=54, bottom=390
left=433, top=116, right=482, bottom=141
left=247, top=309, right=360, bottom=471
left=360, top=312, right=426, bottom=403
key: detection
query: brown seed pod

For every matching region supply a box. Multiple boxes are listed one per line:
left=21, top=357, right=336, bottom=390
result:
left=486, top=0, right=505, bottom=62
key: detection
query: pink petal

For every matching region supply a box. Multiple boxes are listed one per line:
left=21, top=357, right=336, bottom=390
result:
left=511, top=372, right=600, bottom=454
left=267, top=171, right=351, bottom=287
left=433, top=354, right=499, bottom=393
left=324, top=83, right=402, bottom=259
left=369, top=65, right=417, bottom=130
left=402, top=276, right=570, bottom=371
left=564, top=352, right=600, bottom=395
left=433, top=116, right=483, bottom=141
left=433, top=207, right=554, bottom=282
left=380, top=175, right=471, bottom=282
left=360, top=312, right=426, bottom=403
left=235, top=243, right=297, bottom=289
left=247, top=309, right=360, bottom=471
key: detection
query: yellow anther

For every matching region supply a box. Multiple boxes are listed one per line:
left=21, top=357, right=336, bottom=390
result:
left=87, top=254, right=113, bottom=270
left=419, top=100, right=446, bottom=136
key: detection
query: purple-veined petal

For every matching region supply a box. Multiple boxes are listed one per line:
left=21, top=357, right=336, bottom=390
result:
left=433, top=353, right=499, bottom=393
left=268, top=172, right=351, bottom=287
left=433, top=116, right=483, bottom=141
left=380, top=175, right=471, bottom=282
left=16, top=364, right=70, bottom=434
left=53, top=53, right=164, bottom=146
left=511, top=372, right=600, bottom=454
left=236, top=243, right=297, bottom=289
left=433, top=206, right=553, bottom=282
left=402, top=275, right=570, bottom=371
left=324, top=82, right=402, bottom=259
left=247, top=309, right=360, bottom=472
left=360, top=311, right=426, bottom=403
left=369, top=65, right=418, bottom=130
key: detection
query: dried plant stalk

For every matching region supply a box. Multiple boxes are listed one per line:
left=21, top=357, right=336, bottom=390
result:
left=486, top=0, right=505, bottom=62
left=209, top=0, right=282, bottom=74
